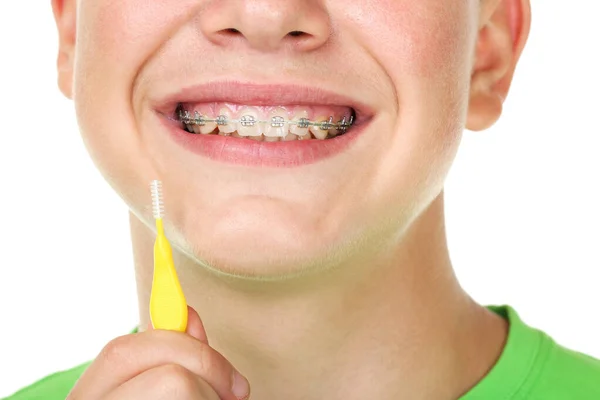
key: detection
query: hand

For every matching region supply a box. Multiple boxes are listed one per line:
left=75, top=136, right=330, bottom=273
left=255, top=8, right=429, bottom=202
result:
left=67, top=306, right=250, bottom=400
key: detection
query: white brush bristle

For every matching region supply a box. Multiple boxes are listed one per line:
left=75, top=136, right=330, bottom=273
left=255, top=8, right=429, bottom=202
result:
left=150, top=180, right=164, bottom=219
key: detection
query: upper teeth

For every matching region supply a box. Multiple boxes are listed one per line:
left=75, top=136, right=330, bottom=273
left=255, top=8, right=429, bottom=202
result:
left=240, top=115, right=257, bottom=127
left=270, top=116, right=285, bottom=128
left=178, top=110, right=354, bottom=133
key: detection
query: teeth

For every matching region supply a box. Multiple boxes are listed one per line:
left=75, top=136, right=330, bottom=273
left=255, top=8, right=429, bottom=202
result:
left=181, top=110, right=192, bottom=124
left=217, top=107, right=236, bottom=134
left=298, top=132, right=314, bottom=140
left=283, top=132, right=297, bottom=141
left=310, top=116, right=331, bottom=140
left=195, top=111, right=217, bottom=134
left=237, top=107, right=261, bottom=137
left=290, top=110, right=310, bottom=137
left=188, top=112, right=201, bottom=134
left=179, top=106, right=354, bottom=141
left=328, top=116, right=344, bottom=138
left=265, top=108, right=288, bottom=138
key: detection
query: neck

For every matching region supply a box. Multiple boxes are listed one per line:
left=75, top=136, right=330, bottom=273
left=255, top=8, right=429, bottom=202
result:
left=131, top=193, right=507, bottom=400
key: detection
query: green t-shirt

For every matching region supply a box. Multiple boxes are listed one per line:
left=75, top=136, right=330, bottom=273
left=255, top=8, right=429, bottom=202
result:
left=3, top=306, right=599, bottom=399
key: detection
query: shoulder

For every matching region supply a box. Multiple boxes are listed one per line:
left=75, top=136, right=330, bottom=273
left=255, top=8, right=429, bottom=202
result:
left=2, top=362, right=90, bottom=400
left=528, top=334, right=600, bottom=399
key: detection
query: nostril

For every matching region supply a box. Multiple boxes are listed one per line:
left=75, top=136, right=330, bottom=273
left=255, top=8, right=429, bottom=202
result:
left=288, top=30, right=305, bottom=37
left=225, top=28, right=241, bottom=34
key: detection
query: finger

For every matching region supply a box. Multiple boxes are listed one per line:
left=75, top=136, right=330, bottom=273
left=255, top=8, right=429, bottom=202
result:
left=104, top=364, right=221, bottom=400
left=146, top=306, right=208, bottom=344
left=186, top=305, right=209, bottom=344
left=70, top=330, right=248, bottom=400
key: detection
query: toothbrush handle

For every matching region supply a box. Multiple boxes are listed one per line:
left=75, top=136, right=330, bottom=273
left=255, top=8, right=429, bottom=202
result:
left=149, top=234, right=188, bottom=332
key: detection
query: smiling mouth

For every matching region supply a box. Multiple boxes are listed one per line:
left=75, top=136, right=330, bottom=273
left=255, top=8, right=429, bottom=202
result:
left=174, top=103, right=357, bottom=142
left=152, top=81, right=373, bottom=166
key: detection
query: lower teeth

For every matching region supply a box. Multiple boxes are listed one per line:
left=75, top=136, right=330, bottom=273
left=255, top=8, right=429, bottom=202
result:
left=182, top=126, right=343, bottom=141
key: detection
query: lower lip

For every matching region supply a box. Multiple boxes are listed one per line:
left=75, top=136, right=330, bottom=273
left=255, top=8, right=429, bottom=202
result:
left=158, top=116, right=368, bottom=168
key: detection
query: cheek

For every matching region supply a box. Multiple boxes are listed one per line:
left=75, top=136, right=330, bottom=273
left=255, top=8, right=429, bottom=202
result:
left=345, top=0, right=476, bottom=78
left=344, top=0, right=476, bottom=151
left=77, top=0, right=196, bottom=66
left=72, top=0, right=195, bottom=213
left=345, top=1, right=477, bottom=212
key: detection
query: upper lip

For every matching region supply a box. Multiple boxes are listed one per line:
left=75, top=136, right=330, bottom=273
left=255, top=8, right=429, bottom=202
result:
left=153, top=80, right=374, bottom=121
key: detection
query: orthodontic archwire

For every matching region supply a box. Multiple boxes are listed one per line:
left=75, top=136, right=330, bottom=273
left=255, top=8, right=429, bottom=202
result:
left=177, top=109, right=355, bottom=133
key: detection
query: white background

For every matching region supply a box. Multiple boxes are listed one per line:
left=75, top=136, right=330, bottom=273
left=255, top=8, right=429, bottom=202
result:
left=0, top=1, right=599, bottom=397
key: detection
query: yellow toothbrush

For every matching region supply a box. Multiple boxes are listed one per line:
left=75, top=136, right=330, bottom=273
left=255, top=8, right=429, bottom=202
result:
left=149, top=180, right=188, bottom=332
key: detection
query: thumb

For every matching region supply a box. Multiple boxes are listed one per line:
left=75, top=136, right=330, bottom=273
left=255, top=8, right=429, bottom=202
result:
left=186, top=305, right=209, bottom=344
left=145, top=306, right=209, bottom=344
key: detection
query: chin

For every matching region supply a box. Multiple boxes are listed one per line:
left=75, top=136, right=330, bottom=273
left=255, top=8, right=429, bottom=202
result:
left=173, top=204, right=341, bottom=280
left=184, top=237, right=336, bottom=281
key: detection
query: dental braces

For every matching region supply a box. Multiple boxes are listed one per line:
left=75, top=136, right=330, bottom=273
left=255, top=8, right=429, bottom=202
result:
left=178, top=109, right=355, bottom=133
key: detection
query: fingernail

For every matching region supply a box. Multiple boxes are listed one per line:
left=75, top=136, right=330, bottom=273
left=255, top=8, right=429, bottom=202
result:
left=231, top=370, right=250, bottom=399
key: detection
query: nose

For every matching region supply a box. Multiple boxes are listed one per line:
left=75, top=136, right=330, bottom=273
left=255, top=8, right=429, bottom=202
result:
left=198, top=0, right=331, bottom=52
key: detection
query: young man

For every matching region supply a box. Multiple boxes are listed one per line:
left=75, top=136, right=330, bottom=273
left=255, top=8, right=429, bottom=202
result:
left=4, top=0, right=599, bottom=399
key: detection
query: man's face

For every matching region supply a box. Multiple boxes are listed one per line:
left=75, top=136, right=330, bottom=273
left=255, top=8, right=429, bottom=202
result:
left=62, top=1, right=491, bottom=277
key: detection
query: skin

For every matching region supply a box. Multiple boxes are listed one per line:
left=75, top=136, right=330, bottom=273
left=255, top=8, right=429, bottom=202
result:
left=52, top=0, right=531, bottom=399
